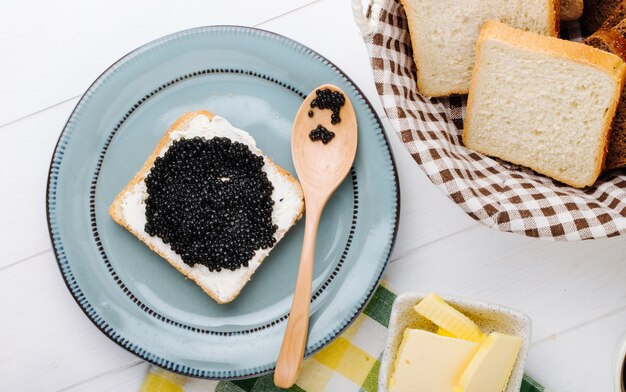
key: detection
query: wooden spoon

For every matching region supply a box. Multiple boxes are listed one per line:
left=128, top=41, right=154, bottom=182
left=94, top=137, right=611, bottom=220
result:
left=274, top=84, right=358, bottom=388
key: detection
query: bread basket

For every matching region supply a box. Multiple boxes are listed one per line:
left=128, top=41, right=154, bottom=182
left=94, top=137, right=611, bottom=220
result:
left=352, top=0, right=626, bottom=240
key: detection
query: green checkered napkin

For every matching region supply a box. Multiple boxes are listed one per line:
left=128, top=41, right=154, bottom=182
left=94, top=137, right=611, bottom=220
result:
left=141, top=285, right=543, bottom=392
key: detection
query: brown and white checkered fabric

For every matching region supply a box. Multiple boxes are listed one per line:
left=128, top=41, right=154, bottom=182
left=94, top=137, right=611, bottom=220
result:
left=360, top=0, right=626, bottom=240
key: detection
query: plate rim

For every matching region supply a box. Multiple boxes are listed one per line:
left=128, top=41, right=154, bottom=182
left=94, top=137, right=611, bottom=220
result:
left=46, top=25, right=401, bottom=379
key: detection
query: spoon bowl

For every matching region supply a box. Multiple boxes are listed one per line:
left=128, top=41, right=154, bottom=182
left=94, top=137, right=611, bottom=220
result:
left=291, top=84, right=358, bottom=200
left=274, top=84, right=358, bottom=388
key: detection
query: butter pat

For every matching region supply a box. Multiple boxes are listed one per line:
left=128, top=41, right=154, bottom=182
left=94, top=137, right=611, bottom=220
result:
left=455, top=332, right=522, bottom=392
left=390, top=329, right=479, bottom=392
left=414, top=293, right=484, bottom=343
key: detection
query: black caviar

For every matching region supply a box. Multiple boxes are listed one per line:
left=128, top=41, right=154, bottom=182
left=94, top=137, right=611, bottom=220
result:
left=310, top=88, right=345, bottom=124
left=144, top=137, right=277, bottom=272
left=309, top=125, right=335, bottom=144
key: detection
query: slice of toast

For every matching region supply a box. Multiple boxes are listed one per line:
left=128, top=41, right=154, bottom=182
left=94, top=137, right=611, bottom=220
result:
left=464, top=21, right=626, bottom=188
left=109, top=111, right=304, bottom=304
left=400, top=0, right=558, bottom=97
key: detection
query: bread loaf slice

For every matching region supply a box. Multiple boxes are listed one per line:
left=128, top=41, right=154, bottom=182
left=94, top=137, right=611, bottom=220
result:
left=110, top=111, right=304, bottom=303
left=585, top=20, right=626, bottom=169
left=561, top=0, right=583, bottom=21
left=464, top=21, right=626, bottom=188
left=400, top=0, right=558, bottom=97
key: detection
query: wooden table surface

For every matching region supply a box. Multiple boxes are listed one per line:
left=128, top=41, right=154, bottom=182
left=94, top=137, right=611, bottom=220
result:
left=2, top=1, right=626, bottom=391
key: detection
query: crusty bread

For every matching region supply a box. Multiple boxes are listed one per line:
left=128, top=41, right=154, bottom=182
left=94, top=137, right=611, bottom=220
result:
left=583, top=0, right=625, bottom=33
left=400, top=0, right=558, bottom=97
left=585, top=20, right=626, bottom=169
left=110, top=111, right=304, bottom=304
left=601, top=1, right=626, bottom=28
left=560, top=0, right=584, bottom=21
left=584, top=28, right=626, bottom=60
left=464, top=21, right=626, bottom=188
left=607, top=99, right=626, bottom=169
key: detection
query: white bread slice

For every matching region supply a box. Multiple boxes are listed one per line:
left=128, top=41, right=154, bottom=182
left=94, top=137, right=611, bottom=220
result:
left=400, top=0, right=559, bottom=97
left=561, top=0, right=583, bottom=21
left=109, top=111, right=304, bottom=304
left=464, top=21, right=626, bottom=188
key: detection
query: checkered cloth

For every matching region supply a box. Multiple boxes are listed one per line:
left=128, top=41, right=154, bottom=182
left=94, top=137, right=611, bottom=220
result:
left=140, top=284, right=543, bottom=391
left=355, top=0, right=626, bottom=240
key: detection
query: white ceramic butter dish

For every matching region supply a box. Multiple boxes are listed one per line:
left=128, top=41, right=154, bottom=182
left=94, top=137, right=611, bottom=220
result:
left=379, top=293, right=532, bottom=392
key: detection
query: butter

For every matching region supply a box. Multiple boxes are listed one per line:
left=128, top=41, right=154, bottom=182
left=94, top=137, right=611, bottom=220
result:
left=437, top=327, right=456, bottom=338
left=390, top=329, right=479, bottom=392
left=414, top=292, right=484, bottom=343
left=455, top=332, right=522, bottom=392
left=390, top=294, right=523, bottom=392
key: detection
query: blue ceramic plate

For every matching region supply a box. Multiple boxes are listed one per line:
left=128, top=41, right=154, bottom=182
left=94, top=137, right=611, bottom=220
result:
left=47, top=26, right=399, bottom=379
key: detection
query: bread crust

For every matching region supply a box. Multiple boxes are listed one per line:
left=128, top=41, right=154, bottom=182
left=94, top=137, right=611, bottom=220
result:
left=585, top=28, right=626, bottom=61
left=109, top=110, right=304, bottom=303
left=477, top=21, right=626, bottom=73
left=550, top=0, right=561, bottom=36
left=400, top=0, right=559, bottom=97
left=464, top=21, right=626, bottom=188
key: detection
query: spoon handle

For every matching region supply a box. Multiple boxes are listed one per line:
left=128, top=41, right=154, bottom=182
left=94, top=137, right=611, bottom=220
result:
left=274, top=205, right=323, bottom=388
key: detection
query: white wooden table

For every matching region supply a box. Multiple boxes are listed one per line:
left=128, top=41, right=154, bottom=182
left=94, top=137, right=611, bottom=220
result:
left=2, top=1, right=626, bottom=390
